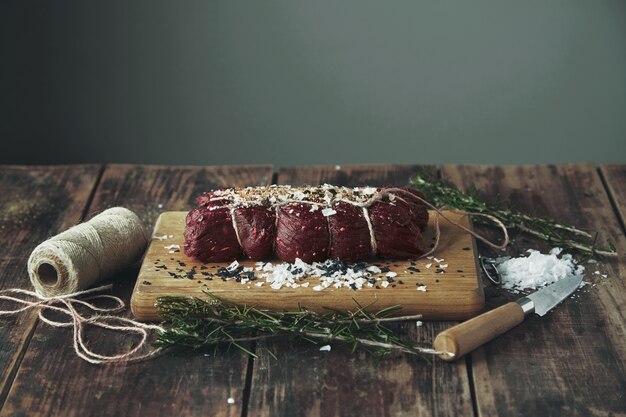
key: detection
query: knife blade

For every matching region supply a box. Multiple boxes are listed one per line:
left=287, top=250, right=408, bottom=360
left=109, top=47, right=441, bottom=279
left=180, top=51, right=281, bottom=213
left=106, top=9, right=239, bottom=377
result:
left=434, top=274, right=583, bottom=361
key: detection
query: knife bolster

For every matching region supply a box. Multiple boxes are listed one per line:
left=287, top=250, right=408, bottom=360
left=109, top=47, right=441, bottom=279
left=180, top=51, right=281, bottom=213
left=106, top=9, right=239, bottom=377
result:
left=515, top=297, right=535, bottom=316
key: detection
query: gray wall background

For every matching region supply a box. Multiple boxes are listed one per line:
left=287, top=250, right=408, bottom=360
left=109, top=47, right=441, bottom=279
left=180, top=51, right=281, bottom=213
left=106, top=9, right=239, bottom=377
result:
left=2, top=0, right=625, bottom=166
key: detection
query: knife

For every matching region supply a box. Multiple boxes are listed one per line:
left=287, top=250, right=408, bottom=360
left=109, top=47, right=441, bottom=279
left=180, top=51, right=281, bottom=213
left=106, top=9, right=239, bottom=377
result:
left=434, top=274, right=583, bottom=361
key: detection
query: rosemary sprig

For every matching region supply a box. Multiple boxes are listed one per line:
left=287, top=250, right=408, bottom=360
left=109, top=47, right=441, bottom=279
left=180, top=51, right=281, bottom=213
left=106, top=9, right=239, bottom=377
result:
left=411, top=172, right=617, bottom=257
left=154, top=293, right=438, bottom=359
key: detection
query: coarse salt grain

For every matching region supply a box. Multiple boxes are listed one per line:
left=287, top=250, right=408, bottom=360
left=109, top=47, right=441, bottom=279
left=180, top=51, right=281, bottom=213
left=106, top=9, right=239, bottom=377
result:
left=416, top=321, right=423, bottom=327
left=417, top=285, right=427, bottom=292
left=321, top=208, right=337, bottom=217
left=319, top=345, right=332, bottom=351
left=227, top=398, right=235, bottom=405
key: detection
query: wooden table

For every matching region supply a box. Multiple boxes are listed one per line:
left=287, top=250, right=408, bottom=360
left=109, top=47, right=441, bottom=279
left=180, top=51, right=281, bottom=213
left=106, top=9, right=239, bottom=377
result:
left=0, top=163, right=624, bottom=417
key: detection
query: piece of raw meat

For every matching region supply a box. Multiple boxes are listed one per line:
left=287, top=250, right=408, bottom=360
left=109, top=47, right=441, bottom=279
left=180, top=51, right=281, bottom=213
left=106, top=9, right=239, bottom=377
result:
left=184, top=185, right=428, bottom=262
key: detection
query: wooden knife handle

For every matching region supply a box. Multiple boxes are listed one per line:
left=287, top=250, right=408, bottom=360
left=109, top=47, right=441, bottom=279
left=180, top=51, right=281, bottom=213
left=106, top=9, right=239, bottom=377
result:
left=433, top=302, right=526, bottom=361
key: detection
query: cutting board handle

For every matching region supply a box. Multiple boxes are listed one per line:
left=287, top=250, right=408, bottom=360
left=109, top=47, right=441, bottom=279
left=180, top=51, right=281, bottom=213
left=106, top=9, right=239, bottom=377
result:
left=433, top=302, right=525, bottom=361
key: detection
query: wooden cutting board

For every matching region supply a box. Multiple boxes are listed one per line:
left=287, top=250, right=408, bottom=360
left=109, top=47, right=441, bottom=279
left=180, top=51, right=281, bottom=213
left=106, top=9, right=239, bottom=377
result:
left=131, top=210, right=484, bottom=321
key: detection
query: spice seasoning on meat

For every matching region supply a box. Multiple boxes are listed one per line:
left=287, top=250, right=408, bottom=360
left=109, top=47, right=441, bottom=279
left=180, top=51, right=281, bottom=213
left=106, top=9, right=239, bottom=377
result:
left=184, top=185, right=429, bottom=263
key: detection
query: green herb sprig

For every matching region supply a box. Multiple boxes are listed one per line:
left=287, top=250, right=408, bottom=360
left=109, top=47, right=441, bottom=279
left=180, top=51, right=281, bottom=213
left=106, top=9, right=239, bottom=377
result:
left=155, top=293, right=436, bottom=359
left=411, top=172, right=617, bottom=258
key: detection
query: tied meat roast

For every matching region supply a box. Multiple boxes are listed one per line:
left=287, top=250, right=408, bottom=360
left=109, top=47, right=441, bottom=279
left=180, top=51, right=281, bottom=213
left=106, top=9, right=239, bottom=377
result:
left=184, top=185, right=429, bottom=263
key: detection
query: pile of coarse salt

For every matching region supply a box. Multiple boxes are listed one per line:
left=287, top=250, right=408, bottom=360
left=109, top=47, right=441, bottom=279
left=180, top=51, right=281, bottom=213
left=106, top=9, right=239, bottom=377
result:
left=254, top=258, right=394, bottom=291
left=495, top=248, right=585, bottom=293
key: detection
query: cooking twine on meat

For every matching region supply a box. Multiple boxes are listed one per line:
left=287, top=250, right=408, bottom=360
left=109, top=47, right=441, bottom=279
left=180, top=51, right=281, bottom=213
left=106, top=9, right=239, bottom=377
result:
left=214, top=187, right=509, bottom=259
left=0, top=207, right=164, bottom=364
left=374, top=187, right=510, bottom=257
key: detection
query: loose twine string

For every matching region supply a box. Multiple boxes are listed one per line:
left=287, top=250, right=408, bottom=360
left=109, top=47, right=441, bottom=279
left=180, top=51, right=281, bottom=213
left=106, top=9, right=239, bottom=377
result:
left=0, top=190, right=509, bottom=364
left=0, top=284, right=164, bottom=364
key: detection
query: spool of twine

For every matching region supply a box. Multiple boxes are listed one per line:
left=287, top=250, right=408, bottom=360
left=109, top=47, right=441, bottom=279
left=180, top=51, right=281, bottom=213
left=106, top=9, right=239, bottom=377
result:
left=27, top=207, right=149, bottom=298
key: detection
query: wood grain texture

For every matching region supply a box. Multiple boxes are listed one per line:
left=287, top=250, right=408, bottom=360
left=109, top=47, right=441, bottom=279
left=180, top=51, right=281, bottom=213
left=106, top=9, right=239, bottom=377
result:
left=600, top=164, right=626, bottom=232
left=442, top=164, right=626, bottom=417
left=0, top=165, right=101, bottom=410
left=246, top=164, right=475, bottom=417
left=1, top=164, right=273, bottom=417
left=279, top=164, right=428, bottom=188
left=131, top=210, right=482, bottom=321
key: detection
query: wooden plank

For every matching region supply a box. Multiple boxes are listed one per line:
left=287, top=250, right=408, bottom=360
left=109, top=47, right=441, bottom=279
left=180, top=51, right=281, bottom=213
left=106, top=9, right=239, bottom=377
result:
left=0, top=165, right=102, bottom=410
left=131, top=210, right=481, bottom=321
left=1, top=164, right=273, bottom=417
left=441, top=164, right=626, bottom=417
left=279, top=164, right=430, bottom=187
left=600, top=164, right=626, bottom=232
left=246, top=164, right=475, bottom=417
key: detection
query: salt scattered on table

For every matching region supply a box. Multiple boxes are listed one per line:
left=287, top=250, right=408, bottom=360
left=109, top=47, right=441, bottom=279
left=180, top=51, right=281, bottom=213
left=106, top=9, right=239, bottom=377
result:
left=495, top=248, right=585, bottom=292
left=319, top=345, right=331, bottom=352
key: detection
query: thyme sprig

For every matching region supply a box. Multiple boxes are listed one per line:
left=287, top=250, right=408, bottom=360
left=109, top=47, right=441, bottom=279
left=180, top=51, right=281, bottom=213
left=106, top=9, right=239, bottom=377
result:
left=155, top=293, right=436, bottom=359
left=411, top=173, right=617, bottom=257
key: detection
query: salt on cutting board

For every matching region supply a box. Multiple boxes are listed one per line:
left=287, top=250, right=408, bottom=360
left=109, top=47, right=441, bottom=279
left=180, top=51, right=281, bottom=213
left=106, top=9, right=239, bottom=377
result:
left=131, top=210, right=484, bottom=321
